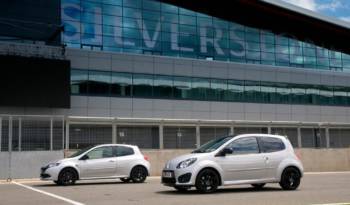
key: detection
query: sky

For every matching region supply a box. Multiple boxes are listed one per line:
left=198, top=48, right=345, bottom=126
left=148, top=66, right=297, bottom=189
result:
left=281, top=0, right=350, bottom=22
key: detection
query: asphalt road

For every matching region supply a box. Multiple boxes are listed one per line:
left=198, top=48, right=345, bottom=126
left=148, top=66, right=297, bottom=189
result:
left=1, top=173, right=350, bottom=205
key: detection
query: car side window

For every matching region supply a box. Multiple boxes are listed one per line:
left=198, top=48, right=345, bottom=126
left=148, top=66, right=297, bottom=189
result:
left=227, top=137, right=259, bottom=155
left=259, top=137, right=285, bottom=153
left=113, top=146, right=134, bottom=157
left=85, top=146, right=114, bottom=160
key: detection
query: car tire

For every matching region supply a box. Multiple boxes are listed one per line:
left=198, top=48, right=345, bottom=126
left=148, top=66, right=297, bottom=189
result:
left=57, top=168, right=77, bottom=186
left=174, top=186, right=190, bottom=192
left=251, top=183, right=266, bottom=189
left=130, top=166, right=147, bottom=183
left=279, top=167, right=301, bottom=190
left=195, top=169, right=220, bottom=193
left=120, top=178, right=131, bottom=183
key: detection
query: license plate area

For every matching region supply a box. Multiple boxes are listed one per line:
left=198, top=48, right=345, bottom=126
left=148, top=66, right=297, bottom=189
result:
left=162, top=171, right=174, bottom=178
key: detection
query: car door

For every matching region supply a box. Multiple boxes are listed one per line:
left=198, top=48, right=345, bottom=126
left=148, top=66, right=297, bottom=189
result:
left=215, top=137, right=266, bottom=182
left=114, top=146, right=135, bottom=176
left=258, top=137, right=287, bottom=180
left=78, top=146, right=117, bottom=179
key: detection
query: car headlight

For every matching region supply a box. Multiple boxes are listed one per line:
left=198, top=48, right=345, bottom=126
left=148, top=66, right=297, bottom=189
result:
left=47, top=163, right=60, bottom=168
left=176, top=158, right=197, bottom=169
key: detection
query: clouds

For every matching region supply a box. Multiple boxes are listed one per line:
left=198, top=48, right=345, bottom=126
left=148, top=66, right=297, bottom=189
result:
left=282, top=0, right=345, bottom=12
left=282, top=0, right=317, bottom=11
left=282, top=0, right=350, bottom=23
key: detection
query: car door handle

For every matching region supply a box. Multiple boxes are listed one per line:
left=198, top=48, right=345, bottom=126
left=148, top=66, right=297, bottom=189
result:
left=264, top=157, right=269, bottom=160
left=109, top=160, right=116, bottom=163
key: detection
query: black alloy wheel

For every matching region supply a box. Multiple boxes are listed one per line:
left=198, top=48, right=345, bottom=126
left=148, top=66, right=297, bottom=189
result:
left=130, top=166, right=147, bottom=183
left=57, top=168, right=77, bottom=186
left=195, top=169, right=220, bottom=193
left=279, top=167, right=301, bottom=190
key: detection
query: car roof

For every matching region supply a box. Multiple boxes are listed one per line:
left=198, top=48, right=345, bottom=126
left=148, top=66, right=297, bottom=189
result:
left=235, top=133, right=287, bottom=141
left=94, top=144, right=138, bottom=149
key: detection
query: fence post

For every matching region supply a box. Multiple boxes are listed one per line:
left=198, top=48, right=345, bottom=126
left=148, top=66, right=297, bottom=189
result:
left=8, top=116, right=13, bottom=180
left=18, top=117, right=21, bottom=152
left=50, top=118, right=53, bottom=151
left=0, top=117, right=2, bottom=152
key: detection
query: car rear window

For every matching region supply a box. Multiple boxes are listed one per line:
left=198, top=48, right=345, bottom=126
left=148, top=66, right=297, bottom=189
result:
left=114, top=146, right=134, bottom=157
left=259, top=137, right=285, bottom=153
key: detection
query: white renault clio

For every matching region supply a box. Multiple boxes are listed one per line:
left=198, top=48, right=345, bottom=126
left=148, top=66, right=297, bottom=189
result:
left=162, top=134, right=303, bottom=193
left=40, top=144, right=150, bottom=185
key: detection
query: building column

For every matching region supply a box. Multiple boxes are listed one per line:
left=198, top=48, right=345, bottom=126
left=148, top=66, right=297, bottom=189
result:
left=297, top=127, right=302, bottom=148
left=159, top=124, right=164, bottom=149
left=196, top=125, right=200, bottom=148
left=267, top=126, right=271, bottom=134
left=230, top=125, right=234, bottom=135
left=50, top=118, right=53, bottom=151
left=112, top=123, right=117, bottom=144
left=325, top=127, right=330, bottom=148
left=65, top=121, right=70, bottom=150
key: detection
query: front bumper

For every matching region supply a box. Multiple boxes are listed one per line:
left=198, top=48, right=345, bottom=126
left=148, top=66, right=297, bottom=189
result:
left=161, top=169, right=194, bottom=187
left=40, top=166, right=60, bottom=181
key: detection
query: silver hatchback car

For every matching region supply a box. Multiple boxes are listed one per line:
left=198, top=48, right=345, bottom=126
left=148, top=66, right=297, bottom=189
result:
left=162, top=134, right=303, bottom=193
left=40, top=144, right=150, bottom=185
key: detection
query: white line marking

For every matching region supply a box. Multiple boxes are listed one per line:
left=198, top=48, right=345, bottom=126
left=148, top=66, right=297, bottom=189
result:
left=305, top=171, right=350, bottom=175
left=12, top=181, right=85, bottom=205
left=311, top=203, right=350, bottom=205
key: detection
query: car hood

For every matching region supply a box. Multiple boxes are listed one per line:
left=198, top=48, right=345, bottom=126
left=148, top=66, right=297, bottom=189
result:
left=164, top=153, right=211, bottom=170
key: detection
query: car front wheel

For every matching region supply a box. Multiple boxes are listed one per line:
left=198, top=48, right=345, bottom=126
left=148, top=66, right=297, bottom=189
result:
left=130, top=166, right=147, bottom=183
left=195, top=169, right=220, bottom=193
left=279, top=167, right=301, bottom=190
left=57, top=168, right=77, bottom=186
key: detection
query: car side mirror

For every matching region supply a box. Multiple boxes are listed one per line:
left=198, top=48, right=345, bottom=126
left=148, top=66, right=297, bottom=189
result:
left=79, top=155, right=89, bottom=160
left=217, top=148, right=233, bottom=157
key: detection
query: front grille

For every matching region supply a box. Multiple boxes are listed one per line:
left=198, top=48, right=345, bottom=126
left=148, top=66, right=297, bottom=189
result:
left=40, top=173, right=51, bottom=178
left=162, top=177, right=176, bottom=184
left=178, top=173, right=192, bottom=183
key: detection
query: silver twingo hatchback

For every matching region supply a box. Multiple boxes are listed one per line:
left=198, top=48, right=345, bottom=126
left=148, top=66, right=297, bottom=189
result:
left=40, top=144, right=150, bottom=185
left=162, top=134, right=303, bottom=193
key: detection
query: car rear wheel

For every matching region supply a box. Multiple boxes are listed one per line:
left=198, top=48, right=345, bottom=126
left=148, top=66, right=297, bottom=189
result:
left=130, top=166, right=147, bottom=183
left=195, top=169, right=220, bottom=193
left=57, top=168, right=77, bottom=186
left=251, top=183, right=266, bottom=189
left=120, top=178, right=131, bottom=183
left=279, top=167, right=301, bottom=190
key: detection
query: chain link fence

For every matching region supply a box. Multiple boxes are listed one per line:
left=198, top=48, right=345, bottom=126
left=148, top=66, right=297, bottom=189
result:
left=0, top=115, right=64, bottom=180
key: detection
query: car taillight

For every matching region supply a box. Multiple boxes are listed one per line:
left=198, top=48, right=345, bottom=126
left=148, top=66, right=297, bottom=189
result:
left=144, top=155, right=149, bottom=161
left=295, top=150, right=302, bottom=161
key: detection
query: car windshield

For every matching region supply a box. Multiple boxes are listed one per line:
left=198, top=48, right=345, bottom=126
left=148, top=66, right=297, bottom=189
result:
left=68, top=146, right=94, bottom=158
left=192, top=136, right=234, bottom=153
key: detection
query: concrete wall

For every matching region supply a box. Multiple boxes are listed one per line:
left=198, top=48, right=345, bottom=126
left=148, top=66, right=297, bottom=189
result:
left=0, top=151, right=64, bottom=179
left=2, top=149, right=349, bottom=179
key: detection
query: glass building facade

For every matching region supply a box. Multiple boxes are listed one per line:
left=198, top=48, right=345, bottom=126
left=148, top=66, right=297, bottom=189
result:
left=71, top=69, right=350, bottom=106
left=62, top=0, right=350, bottom=72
